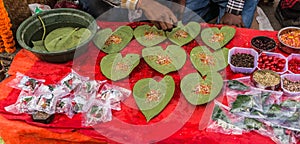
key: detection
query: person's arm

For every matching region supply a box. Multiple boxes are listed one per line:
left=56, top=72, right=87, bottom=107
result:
left=103, top=0, right=177, bottom=30
left=103, top=0, right=139, bottom=10
left=220, top=0, right=245, bottom=27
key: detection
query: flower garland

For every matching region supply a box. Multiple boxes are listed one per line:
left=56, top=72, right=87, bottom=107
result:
left=0, top=0, right=16, bottom=53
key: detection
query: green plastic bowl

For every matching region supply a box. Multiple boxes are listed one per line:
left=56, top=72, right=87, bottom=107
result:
left=16, top=8, right=98, bottom=63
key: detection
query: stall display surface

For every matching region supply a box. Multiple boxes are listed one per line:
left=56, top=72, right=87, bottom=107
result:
left=0, top=22, right=295, bottom=144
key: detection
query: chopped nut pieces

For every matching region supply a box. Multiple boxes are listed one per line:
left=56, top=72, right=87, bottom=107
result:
left=253, top=70, right=280, bottom=87
left=198, top=53, right=215, bottom=65
left=193, top=84, right=212, bottom=95
left=209, top=33, right=224, bottom=42
left=155, top=55, right=172, bottom=65
left=105, top=35, right=122, bottom=46
left=146, top=90, right=161, bottom=102
left=174, top=30, right=188, bottom=38
left=283, top=78, right=300, bottom=92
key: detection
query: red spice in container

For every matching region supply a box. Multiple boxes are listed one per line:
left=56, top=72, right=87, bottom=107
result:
left=287, top=53, right=300, bottom=74
left=257, top=52, right=287, bottom=74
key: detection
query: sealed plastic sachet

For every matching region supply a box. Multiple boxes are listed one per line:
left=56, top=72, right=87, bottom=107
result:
left=7, top=72, right=45, bottom=92
left=82, top=100, right=112, bottom=127
left=207, top=100, right=244, bottom=135
left=56, top=96, right=75, bottom=118
left=75, top=80, right=107, bottom=94
left=72, top=91, right=96, bottom=113
left=4, top=90, right=39, bottom=114
left=60, top=70, right=88, bottom=92
left=96, top=83, right=131, bottom=110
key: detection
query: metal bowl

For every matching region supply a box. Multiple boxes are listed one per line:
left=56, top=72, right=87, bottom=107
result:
left=16, top=8, right=98, bottom=63
left=277, top=27, right=300, bottom=54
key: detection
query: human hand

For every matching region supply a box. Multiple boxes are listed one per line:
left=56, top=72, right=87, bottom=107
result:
left=137, top=0, right=178, bottom=30
left=220, top=13, right=245, bottom=28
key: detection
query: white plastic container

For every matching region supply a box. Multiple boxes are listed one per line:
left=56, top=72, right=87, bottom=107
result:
left=228, top=47, right=258, bottom=74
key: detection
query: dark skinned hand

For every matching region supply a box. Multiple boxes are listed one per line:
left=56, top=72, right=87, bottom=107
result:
left=137, top=0, right=177, bottom=30
left=220, top=13, right=245, bottom=28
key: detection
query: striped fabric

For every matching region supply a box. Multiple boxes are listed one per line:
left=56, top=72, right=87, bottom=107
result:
left=103, top=0, right=139, bottom=10
left=226, top=0, right=245, bottom=15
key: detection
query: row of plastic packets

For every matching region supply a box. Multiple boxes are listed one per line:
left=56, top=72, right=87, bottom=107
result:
left=5, top=70, right=107, bottom=118
left=6, top=72, right=45, bottom=92
left=207, top=100, right=299, bottom=144
left=225, top=77, right=283, bottom=119
left=82, top=83, right=131, bottom=127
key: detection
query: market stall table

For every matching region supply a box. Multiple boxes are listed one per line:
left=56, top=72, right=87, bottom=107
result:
left=0, top=22, right=291, bottom=144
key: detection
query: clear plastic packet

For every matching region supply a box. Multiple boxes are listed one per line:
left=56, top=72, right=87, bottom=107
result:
left=264, top=100, right=300, bottom=132
left=225, top=77, right=251, bottom=92
left=72, top=91, right=96, bottom=113
left=60, top=70, right=88, bottom=92
left=82, top=100, right=112, bottom=127
left=35, top=93, right=58, bottom=114
left=75, top=79, right=106, bottom=95
left=206, top=100, right=244, bottom=135
left=28, top=3, right=51, bottom=15
left=227, top=87, right=283, bottom=119
left=4, top=90, right=39, bottom=114
left=56, top=96, right=74, bottom=119
left=96, top=84, right=131, bottom=110
left=271, top=126, right=297, bottom=144
left=7, top=72, right=45, bottom=92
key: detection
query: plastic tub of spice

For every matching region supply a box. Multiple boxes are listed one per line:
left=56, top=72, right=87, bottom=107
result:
left=257, top=52, right=287, bottom=74
left=252, top=69, right=281, bottom=90
left=228, top=47, right=258, bottom=74
left=281, top=74, right=300, bottom=96
left=287, top=53, right=300, bottom=74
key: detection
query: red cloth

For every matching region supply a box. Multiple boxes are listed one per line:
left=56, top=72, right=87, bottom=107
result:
left=0, top=22, right=289, bottom=143
left=281, top=0, right=300, bottom=9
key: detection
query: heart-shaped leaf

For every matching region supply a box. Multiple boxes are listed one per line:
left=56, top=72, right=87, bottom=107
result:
left=201, top=26, right=236, bottom=50
left=100, top=53, right=140, bottom=81
left=190, top=46, right=229, bottom=75
left=134, top=25, right=166, bottom=47
left=142, top=45, right=186, bottom=75
left=93, top=26, right=133, bottom=53
left=44, top=27, right=91, bottom=52
left=180, top=72, right=223, bottom=105
left=133, top=75, right=175, bottom=122
left=166, top=21, right=201, bottom=46
left=32, top=40, right=47, bottom=52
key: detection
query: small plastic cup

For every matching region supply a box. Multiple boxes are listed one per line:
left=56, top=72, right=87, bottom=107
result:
left=281, top=74, right=300, bottom=97
left=257, top=52, right=287, bottom=74
left=287, top=53, right=300, bottom=74
left=228, top=47, right=258, bottom=74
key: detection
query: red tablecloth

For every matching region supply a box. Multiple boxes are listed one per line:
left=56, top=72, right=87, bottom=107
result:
left=0, top=22, right=289, bottom=144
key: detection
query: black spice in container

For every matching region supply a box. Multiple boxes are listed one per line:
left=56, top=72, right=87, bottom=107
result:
left=230, top=53, right=255, bottom=68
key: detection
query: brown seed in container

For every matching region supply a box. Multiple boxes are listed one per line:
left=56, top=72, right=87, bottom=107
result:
left=231, top=53, right=255, bottom=68
left=283, top=78, right=300, bottom=92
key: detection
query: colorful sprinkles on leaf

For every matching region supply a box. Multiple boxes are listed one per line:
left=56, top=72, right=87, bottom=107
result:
left=198, top=53, right=215, bottom=65
left=193, top=84, right=212, bottom=95
left=174, top=30, right=188, bottom=39
left=155, top=55, right=172, bottom=65
left=105, top=35, right=122, bottom=46
left=210, top=33, right=225, bottom=43
left=146, top=90, right=161, bottom=102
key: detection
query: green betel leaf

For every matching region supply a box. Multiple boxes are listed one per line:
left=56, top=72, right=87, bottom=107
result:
left=100, top=53, right=140, bottom=81
left=133, top=75, right=175, bottom=122
left=166, top=21, right=201, bottom=46
left=190, top=46, right=228, bottom=75
left=93, top=26, right=133, bottom=54
left=201, top=26, right=236, bottom=50
left=134, top=25, right=166, bottom=47
left=142, top=45, right=187, bottom=75
left=32, top=40, right=47, bottom=52
left=44, top=27, right=91, bottom=52
left=180, top=72, right=223, bottom=105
